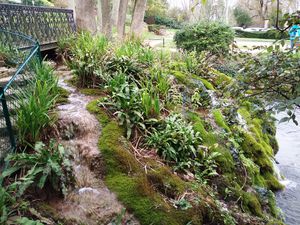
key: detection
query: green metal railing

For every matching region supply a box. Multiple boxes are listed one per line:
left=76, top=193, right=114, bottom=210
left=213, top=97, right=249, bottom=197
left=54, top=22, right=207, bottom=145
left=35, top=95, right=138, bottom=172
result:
left=0, top=3, right=76, bottom=50
left=0, top=28, right=40, bottom=163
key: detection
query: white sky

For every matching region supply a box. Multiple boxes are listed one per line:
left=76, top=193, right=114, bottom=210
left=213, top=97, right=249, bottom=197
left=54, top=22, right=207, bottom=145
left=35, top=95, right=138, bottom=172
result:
left=167, top=0, right=238, bottom=9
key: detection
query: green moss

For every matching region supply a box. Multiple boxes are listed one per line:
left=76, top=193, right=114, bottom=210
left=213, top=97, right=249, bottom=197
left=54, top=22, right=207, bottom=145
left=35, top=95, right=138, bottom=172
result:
left=86, top=100, right=110, bottom=126
left=80, top=88, right=104, bottom=96
left=66, top=76, right=78, bottom=87
left=105, top=174, right=178, bottom=225
left=267, top=191, right=281, bottom=218
left=210, top=69, right=232, bottom=88
left=88, top=104, right=230, bottom=224
left=238, top=107, right=252, bottom=122
left=88, top=89, right=283, bottom=224
left=214, top=147, right=235, bottom=174
left=99, top=121, right=141, bottom=175
left=238, top=107, right=275, bottom=157
left=238, top=106, right=281, bottom=190
left=146, top=166, right=186, bottom=198
left=171, top=70, right=193, bottom=87
left=240, top=131, right=273, bottom=171
left=266, top=220, right=285, bottom=225
left=242, top=192, right=263, bottom=217
left=191, top=75, right=215, bottom=90
left=253, top=173, right=267, bottom=187
left=56, top=87, right=70, bottom=104
left=212, top=109, right=231, bottom=133
left=268, top=135, right=279, bottom=155
left=99, top=121, right=207, bottom=225
left=188, top=112, right=218, bottom=145
left=199, top=78, right=215, bottom=90
left=188, top=112, right=235, bottom=174
left=263, top=172, right=284, bottom=191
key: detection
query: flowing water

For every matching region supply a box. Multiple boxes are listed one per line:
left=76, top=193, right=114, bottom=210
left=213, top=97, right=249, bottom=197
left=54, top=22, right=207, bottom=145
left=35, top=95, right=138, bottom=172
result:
left=49, top=66, right=139, bottom=225
left=275, top=109, right=300, bottom=225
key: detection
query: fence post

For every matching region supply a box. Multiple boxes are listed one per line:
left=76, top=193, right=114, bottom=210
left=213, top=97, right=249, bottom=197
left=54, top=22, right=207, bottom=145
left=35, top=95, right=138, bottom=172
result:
left=0, top=90, right=16, bottom=149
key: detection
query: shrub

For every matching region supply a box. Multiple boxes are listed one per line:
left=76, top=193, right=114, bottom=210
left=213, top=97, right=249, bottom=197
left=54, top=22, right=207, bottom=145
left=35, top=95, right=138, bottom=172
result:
left=0, top=141, right=71, bottom=224
left=233, top=7, right=252, bottom=28
left=153, top=16, right=183, bottom=29
left=3, top=141, right=72, bottom=196
left=114, top=39, right=155, bottom=66
left=234, top=29, right=289, bottom=39
left=101, top=73, right=145, bottom=139
left=174, top=22, right=234, bottom=55
left=67, top=32, right=109, bottom=87
left=16, top=63, right=58, bottom=144
left=146, top=114, right=202, bottom=168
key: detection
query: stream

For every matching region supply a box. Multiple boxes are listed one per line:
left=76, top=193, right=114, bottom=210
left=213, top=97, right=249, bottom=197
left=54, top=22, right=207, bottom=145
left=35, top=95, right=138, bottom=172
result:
left=275, top=109, right=300, bottom=225
left=49, top=66, right=139, bottom=225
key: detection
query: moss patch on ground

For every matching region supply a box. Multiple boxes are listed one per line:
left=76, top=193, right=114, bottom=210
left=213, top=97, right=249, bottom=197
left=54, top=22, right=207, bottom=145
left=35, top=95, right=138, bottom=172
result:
left=56, top=87, right=70, bottom=104
left=80, top=88, right=105, bottom=96
left=86, top=100, right=110, bottom=126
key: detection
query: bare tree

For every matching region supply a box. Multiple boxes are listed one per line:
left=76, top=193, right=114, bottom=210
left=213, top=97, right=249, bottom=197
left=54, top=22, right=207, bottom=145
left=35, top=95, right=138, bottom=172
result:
left=131, top=0, right=147, bottom=35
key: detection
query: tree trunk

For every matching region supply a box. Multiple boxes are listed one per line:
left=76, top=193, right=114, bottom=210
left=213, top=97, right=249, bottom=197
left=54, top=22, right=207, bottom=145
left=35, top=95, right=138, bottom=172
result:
left=111, top=0, right=120, bottom=27
left=74, top=0, right=98, bottom=34
left=130, top=0, right=147, bottom=35
left=101, top=0, right=112, bottom=38
left=117, top=0, right=129, bottom=38
left=96, top=0, right=103, bottom=33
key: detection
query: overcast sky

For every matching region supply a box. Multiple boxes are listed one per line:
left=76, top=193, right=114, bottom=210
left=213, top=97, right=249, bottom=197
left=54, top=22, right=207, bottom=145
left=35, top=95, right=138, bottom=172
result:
left=167, top=0, right=238, bottom=9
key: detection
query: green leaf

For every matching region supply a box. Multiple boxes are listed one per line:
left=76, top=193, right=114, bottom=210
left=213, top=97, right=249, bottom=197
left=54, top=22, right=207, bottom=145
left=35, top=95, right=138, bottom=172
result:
left=279, top=117, right=290, bottom=123
left=1, top=166, right=21, bottom=178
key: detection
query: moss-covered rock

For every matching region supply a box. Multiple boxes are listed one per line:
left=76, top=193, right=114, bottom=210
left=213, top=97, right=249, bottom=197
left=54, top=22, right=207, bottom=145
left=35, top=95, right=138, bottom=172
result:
left=89, top=106, right=222, bottom=225
left=146, top=166, right=186, bottom=198
left=209, top=69, right=232, bottom=89
left=242, top=192, right=263, bottom=217
left=213, top=109, right=231, bottom=133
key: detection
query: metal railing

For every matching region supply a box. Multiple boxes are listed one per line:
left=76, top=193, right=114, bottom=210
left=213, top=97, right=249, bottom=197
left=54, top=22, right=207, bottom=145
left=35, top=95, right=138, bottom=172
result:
left=0, top=28, right=40, bottom=163
left=0, top=3, right=76, bottom=50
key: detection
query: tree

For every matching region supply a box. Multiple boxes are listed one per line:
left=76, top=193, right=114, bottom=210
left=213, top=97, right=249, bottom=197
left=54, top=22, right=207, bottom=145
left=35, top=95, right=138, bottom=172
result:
left=146, top=0, right=168, bottom=17
left=117, top=0, right=129, bottom=38
left=100, top=0, right=112, bottom=38
left=111, top=0, right=121, bottom=27
left=234, top=7, right=252, bottom=28
left=237, top=46, right=300, bottom=124
left=190, top=0, right=228, bottom=23
left=74, top=0, right=98, bottom=33
left=131, top=0, right=147, bottom=35
left=235, top=0, right=273, bottom=27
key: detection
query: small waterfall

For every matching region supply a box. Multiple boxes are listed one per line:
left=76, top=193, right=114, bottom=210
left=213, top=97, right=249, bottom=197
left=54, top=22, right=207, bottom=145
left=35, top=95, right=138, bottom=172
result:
left=271, top=159, right=296, bottom=188
left=236, top=113, right=248, bottom=130
left=207, top=90, right=218, bottom=107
